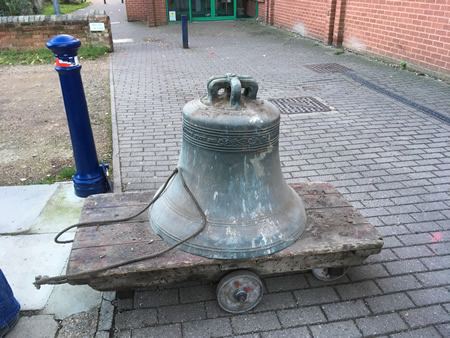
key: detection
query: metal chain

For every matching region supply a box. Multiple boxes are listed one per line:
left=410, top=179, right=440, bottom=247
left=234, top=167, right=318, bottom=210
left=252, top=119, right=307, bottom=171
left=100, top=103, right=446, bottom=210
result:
left=33, top=167, right=207, bottom=289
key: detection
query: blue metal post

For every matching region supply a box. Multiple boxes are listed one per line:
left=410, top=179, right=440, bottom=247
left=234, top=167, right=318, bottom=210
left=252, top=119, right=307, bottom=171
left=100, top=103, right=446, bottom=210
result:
left=181, top=15, right=189, bottom=49
left=46, top=35, right=108, bottom=198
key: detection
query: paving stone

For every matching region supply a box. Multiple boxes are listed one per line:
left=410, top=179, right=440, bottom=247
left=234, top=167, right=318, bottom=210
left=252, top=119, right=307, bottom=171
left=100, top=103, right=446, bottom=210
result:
left=420, top=255, right=450, bottom=269
left=264, top=273, right=309, bottom=292
left=132, top=324, right=182, bottom=338
left=428, top=242, right=450, bottom=255
left=407, top=287, right=450, bottom=306
left=277, top=306, right=326, bottom=328
left=112, top=330, right=131, bottom=338
left=390, top=327, right=443, bottom=338
left=367, top=292, right=415, bottom=315
left=401, top=305, right=449, bottom=328
left=335, top=281, right=383, bottom=300
left=205, top=300, right=234, bottom=319
left=393, top=245, right=434, bottom=259
left=376, top=275, right=422, bottom=293
left=182, top=318, right=232, bottom=337
left=365, top=248, right=398, bottom=263
left=261, top=327, right=311, bottom=337
left=293, top=287, right=340, bottom=306
left=415, top=270, right=450, bottom=287
left=158, top=302, right=206, bottom=324
left=117, top=298, right=133, bottom=312
left=98, top=297, right=115, bottom=331
left=114, top=309, right=157, bottom=330
left=321, top=299, right=371, bottom=321
left=180, top=284, right=216, bottom=303
left=305, top=272, right=351, bottom=287
left=310, top=320, right=361, bottom=338
left=347, top=263, right=389, bottom=281
left=381, top=236, right=403, bottom=248
left=406, top=222, right=443, bottom=233
left=377, top=225, right=411, bottom=235
left=398, top=233, right=434, bottom=245
left=251, top=292, right=297, bottom=312
left=231, top=312, right=281, bottom=334
left=435, top=323, right=450, bottom=337
left=410, top=211, right=447, bottom=222
left=103, top=291, right=116, bottom=302
left=95, top=331, right=110, bottom=338
left=7, top=315, right=58, bottom=338
left=134, top=288, right=179, bottom=308
left=356, top=313, right=408, bottom=336
left=383, top=259, right=428, bottom=275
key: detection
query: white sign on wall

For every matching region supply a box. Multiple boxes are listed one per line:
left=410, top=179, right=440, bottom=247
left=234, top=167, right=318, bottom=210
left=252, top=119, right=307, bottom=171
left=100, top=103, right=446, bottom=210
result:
left=89, top=23, right=105, bottom=32
left=169, top=11, right=176, bottom=21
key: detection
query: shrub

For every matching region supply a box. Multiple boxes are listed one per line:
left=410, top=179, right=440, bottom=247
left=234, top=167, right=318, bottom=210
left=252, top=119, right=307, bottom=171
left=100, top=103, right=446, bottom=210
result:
left=0, top=0, right=34, bottom=16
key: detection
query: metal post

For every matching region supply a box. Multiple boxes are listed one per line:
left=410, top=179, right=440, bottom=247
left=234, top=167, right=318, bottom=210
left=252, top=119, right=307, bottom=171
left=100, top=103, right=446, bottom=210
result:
left=53, top=0, right=61, bottom=15
left=46, top=35, right=109, bottom=198
left=181, top=15, right=189, bottom=49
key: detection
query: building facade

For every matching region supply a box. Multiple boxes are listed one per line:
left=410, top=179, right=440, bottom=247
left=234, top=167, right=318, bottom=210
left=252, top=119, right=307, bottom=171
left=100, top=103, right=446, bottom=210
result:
left=259, top=0, right=449, bottom=76
left=126, top=0, right=259, bottom=26
left=125, top=0, right=450, bottom=76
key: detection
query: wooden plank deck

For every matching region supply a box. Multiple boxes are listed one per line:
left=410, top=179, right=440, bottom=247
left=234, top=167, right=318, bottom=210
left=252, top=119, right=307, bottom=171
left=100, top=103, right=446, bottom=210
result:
left=67, top=183, right=383, bottom=291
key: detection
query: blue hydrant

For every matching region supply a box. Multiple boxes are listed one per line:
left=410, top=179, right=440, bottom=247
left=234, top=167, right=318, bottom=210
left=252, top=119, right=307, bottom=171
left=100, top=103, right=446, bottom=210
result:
left=46, top=35, right=109, bottom=197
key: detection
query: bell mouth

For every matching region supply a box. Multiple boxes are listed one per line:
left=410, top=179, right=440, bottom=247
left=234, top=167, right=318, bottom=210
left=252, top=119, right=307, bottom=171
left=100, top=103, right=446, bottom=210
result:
left=150, top=185, right=307, bottom=260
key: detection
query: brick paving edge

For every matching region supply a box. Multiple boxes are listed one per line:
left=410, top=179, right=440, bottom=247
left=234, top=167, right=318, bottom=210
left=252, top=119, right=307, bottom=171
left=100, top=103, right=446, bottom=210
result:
left=109, top=55, right=122, bottom=193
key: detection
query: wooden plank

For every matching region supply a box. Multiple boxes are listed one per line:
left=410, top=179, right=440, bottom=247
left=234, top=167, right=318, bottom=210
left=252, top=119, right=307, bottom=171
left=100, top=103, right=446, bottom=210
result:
left=72, top=222, right=161, bottom=250
left=79, top=206, right=149, bottom=223
left=83, top=191, right=154, bottom=209
left=66, top=182, right=384, bottom=290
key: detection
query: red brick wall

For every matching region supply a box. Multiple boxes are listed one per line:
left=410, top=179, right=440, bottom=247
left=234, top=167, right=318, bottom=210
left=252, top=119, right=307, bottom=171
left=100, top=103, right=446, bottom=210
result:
left=0, top=11, right=113, bottom=51
left=125, top=0, right=151, bottom=22
left=258, top=0, right=449, bottom=76
left=126, top=0, right=167, bottom=26
left=342, top=0, right=450, bottom=75
left=148, top=0, right=167, bottom=26
left=259, top=0, right=334, bottom=41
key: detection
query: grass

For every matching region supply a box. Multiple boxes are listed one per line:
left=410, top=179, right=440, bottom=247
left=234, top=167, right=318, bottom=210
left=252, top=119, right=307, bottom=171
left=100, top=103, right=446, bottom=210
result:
left=41, top=2, right=91, bottom=15
left=0, top=45, right=110, bottom=65
left=334, top=50, right=345, bottom=55
left=34, top=167, right=77, bottom=184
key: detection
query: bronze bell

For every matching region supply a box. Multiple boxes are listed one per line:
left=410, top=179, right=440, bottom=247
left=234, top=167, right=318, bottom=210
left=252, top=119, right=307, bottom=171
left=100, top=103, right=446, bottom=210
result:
left=149, top=74, right=307, bottom=259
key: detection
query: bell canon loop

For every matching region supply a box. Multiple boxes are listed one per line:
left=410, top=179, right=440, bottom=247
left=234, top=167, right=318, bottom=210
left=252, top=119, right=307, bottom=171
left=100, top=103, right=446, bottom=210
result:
left=150, top=74, right=307, bottom=259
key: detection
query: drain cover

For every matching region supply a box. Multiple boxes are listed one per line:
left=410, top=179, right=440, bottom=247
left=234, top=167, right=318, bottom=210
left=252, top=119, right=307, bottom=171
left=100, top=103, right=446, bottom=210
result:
left=269, top=97, right=332, bottom=114
left=305, top=63, right=353, bottom=73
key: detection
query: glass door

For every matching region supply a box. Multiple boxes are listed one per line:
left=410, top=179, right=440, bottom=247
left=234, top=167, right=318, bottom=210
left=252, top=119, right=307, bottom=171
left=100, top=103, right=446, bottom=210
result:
left=190, top=0, right=235, bottom=20
left=215, top=0, right=234, bottom=17
left=191, top=0, right=212, bottom=19
left=168, top=0, right=256, bottom=22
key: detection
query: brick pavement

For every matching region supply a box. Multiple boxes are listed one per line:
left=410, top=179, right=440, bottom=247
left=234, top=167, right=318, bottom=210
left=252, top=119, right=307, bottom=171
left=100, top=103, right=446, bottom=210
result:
left=97, top=1, right=450, bottom=336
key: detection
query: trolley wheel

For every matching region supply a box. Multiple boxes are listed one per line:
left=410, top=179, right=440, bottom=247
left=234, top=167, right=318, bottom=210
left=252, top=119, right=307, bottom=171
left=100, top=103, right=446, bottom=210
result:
left=312, top=267, right=350, bottom=281
left=216, top=270, right=263, bottom=314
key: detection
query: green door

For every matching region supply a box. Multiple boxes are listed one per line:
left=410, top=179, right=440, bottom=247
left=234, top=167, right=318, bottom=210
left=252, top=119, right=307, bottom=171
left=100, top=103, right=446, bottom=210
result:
left=167, top=0, right=257, bottom=22
left=191, top=0, right=235, bottom=20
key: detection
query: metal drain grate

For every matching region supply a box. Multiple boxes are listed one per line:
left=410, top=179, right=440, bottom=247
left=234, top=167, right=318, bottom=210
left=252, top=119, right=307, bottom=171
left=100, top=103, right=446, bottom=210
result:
left=305, top=63, right=353, bottom=73
left=269, top=97, right=332, bottom=114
